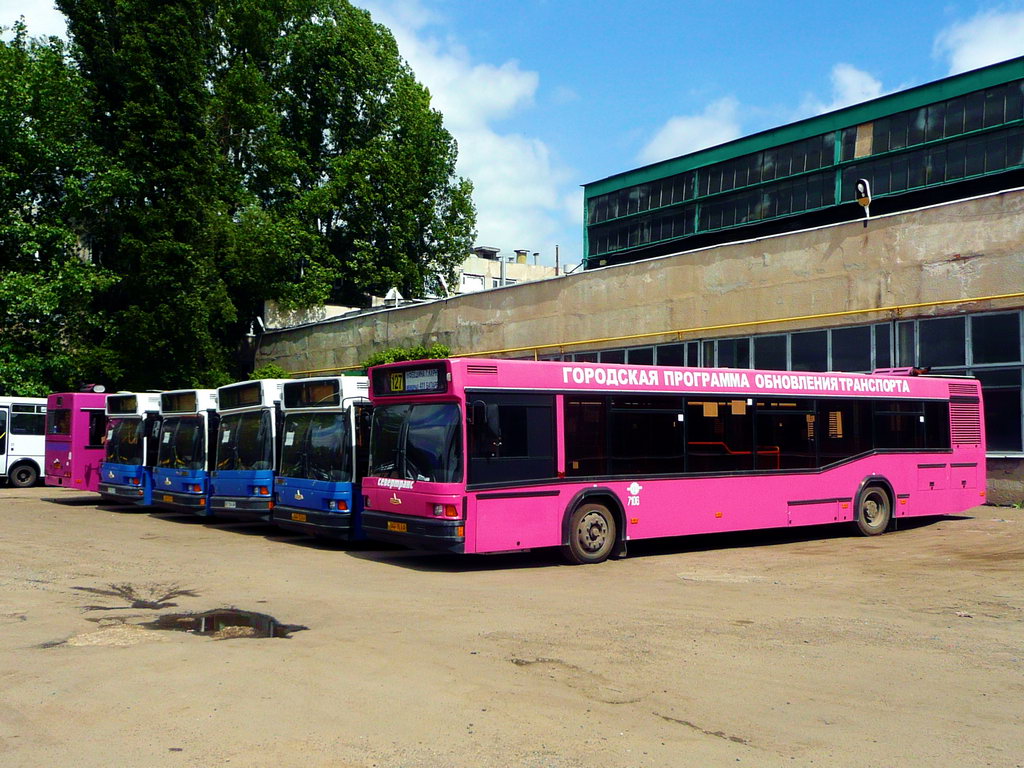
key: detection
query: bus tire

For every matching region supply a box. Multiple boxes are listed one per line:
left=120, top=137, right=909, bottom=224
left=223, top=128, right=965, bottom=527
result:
left=9, top=462, right=39, bottom=488
left=562, top=502, right=617, bottom=565
left=855, top=485, right=892, bottom=536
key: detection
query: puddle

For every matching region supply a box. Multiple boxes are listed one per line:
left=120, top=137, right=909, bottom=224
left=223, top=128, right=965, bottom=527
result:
left=141, top=609, right=307, bottom=639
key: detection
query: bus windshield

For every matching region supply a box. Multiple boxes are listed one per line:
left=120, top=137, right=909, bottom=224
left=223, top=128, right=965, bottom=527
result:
left=158, top=416, right=205, bottom=470
left=280, top=412, right=351, bottom=482
left=217, top=411, right=273, bottom=471
left=105, top=418, right=144, bottom=465
left=369, top=403, right=462, bottom=483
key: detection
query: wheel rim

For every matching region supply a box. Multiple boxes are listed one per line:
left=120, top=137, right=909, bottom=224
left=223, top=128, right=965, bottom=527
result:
left=14, top=467, right=33, bottom=485
left=576, top=511, right=609, bottom=554
left=862, top=492, right=887, bottom=528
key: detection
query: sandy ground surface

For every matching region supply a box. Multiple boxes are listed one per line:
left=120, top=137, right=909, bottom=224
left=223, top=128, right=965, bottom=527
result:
left=0, top=486, right=1021, bottom=768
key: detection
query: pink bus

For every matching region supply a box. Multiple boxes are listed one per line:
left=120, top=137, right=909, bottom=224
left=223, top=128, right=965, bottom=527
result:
left=45, top=392, right=109, bottom=493
left=361, top=359, right=986, bottom=564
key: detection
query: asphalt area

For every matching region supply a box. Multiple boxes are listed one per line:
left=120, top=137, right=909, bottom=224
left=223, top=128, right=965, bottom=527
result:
left=1, top=486, right=1021, bottom=768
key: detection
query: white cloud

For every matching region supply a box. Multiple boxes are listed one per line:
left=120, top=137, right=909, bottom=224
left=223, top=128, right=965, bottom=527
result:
left=0, top=1, right=66, bottom=39
left=636, top=97, right=741, bottom=166
left=801, top=63, right=885, bottom=116
left=934, top=8, right=1024, bottom=75
left=359, top=1, right=580, bottom=265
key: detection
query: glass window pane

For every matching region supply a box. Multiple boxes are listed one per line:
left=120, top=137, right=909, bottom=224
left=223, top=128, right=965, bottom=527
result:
left=600, top=349, right=625, bottom=364
left=717, top=338, right=750, bottom=369
left=926, top=102, right=945, bottom=142
left=874, top=401, right=925, bottom=449
left=973, top=368, right=1022, bottom=452
left=790, top=331, right=827, bottom=372
left=918, top=316, right=966, bottom=367
left=965, top=137, right=986, bottom=176
left=609, top=396, right=685, bottom=475
left=627, top=347, right=654, bottom=365
left=755, top=399, right=817, bottom=469
left=983, top=86, right=1006, bottom=127
left=944, top=97, right=965, bottom=137
left=703, top=341, right=715, bottom=366
left=830, top=326, right=872, bottom=371
left=908, top=108, right=926, bottom=145
left=971, top=313, right=1021, bottom=364
left=656, top=344, right=686, bottom=367
left=964, top=91, right=984, bottom=132
left=897, top=321, right=916, bottom=367
left=754, top=335, right=787, bottom=371
left=818, top=400, right=872, bottom=464
left=687, top=342, right=701, bottom=367
left=874, top=325, right=892, bottom=369
left=685, top=397, right=753, bottom=472
left=565, top=397, right=607, bottom=476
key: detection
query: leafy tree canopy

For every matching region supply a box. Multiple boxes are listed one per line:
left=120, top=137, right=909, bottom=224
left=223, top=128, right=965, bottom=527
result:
left=361, top=342, right=449, bottom=372
left=0, top=2, right=475, bottom=395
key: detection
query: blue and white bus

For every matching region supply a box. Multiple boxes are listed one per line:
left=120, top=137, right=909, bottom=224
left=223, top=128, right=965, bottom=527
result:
left=97, top=392, right=162, bottom=505
left=210, top=379, right=289, bottom=521
left=0, top=396, right=47, bottom=488
left=152, top=389, right=219, bottom=515
left=272, top=376, right=372, bottom=539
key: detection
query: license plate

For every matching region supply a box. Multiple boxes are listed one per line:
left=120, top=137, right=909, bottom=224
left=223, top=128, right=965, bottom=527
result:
left=162, top=494, right=173, bottom=503
left=291, top=512, right=307, bottom=522
left=224, top=500, right=236, bottom=508
left=387, top=521, right=408, bottom=533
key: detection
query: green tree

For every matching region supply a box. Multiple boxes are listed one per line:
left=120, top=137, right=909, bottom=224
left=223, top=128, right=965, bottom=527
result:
left=361, top=343, right=449, bottom=372
left=54, top=0, right=475, bottom=390
left=0, top=22, right=122, bottom=395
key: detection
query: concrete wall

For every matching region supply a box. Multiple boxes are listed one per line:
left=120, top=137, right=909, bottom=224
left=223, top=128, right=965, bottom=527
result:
left=258, top=188, right=1024, bottom=373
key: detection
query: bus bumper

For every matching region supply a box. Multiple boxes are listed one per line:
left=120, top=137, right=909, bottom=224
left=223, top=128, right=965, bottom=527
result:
left=97, top=483, right=147, bottom=503
left=152, top=491, right=212, bottom=516
left=273, top=505, right=353, bottom=538
left=361, top=510, right=465, bottom=553
left=209, top=496, right=273, bottom=522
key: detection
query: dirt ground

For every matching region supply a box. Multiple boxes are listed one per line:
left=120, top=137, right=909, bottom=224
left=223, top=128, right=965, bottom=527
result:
left=0, top=486, right=1021, bottom=768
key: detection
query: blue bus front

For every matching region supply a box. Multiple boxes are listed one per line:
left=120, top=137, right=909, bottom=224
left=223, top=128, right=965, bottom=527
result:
left=210, top=407, right=276, bottom=521
left=273, top=476, right=362, bottom=538
left=152, top=414, right=214, bottom=516
left=97, top=416, right=156, bottom=505
left=271, top=380, right=371, bottom=540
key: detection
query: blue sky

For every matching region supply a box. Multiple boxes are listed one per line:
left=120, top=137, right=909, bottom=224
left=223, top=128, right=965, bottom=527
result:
left=5, top=0, right=1024, bottom=268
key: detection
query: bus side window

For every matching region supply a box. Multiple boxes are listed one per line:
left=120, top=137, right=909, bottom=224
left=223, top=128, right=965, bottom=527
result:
left=86, top=410, right=107, bottom=448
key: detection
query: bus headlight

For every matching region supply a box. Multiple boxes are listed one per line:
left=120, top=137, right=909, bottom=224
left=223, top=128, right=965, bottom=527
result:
left=433, top=504, right=459, bottom=518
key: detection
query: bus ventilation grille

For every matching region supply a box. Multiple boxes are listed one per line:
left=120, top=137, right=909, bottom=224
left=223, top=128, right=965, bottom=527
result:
left=950, top=402, right=982, bottom=445
left=467, top=365, right=499, bottom=375
left=948, top=382, right=978, bottom=398
left=356, top=382, right=369, bottom=390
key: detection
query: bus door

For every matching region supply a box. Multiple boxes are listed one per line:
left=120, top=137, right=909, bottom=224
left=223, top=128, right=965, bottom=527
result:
left=0, top=406, right=8, bottom=475
left=346, top=398, right=373, bottom=481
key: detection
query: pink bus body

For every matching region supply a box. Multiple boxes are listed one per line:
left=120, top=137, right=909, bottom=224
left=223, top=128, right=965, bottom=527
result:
left=45, top=392, right=109, bottom=493
left=361, top=359, right=986, bottom=564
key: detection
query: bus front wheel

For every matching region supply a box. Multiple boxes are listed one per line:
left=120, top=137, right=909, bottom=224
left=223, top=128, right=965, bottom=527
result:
left=856, top=485, right=892, bottom=536
left=9, top=463, right=39, bottom=488
left=562, top=502, right=617, bottom=565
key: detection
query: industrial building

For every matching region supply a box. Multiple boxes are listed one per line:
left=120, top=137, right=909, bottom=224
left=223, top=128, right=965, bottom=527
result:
left=258, top=56, right=1024, bottom=501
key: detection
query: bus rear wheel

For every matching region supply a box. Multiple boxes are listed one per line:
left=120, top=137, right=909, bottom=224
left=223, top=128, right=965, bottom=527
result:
left=9, top=463, right=39, bottom=488
left=856, top=485, right=892, bottom=536
left=562, top=502, right=617, bottom=565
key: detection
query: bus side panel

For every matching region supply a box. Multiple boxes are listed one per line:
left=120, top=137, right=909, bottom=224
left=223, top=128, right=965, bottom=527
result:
left=472, top=494, right=564, bottom=552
